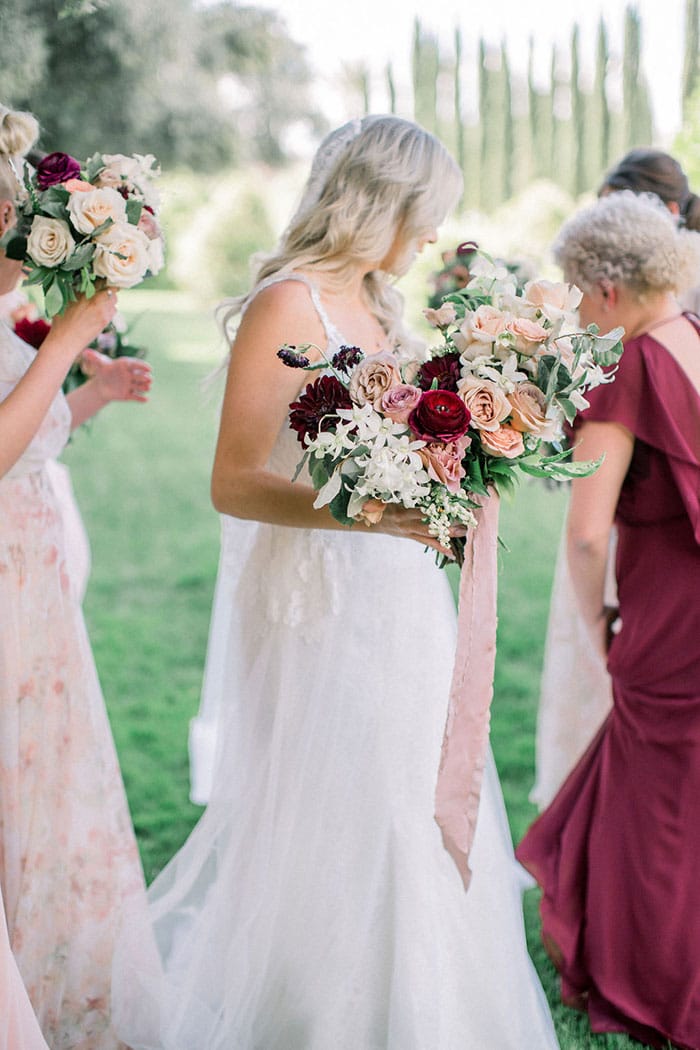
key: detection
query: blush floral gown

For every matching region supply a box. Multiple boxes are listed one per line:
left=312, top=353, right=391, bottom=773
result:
left=112, top=275, right=560, bottom=1050
left=0, top=321, right=148, bottom=1049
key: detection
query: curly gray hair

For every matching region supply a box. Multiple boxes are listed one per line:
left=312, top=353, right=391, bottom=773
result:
left=553, top=190, right=700, bottom=299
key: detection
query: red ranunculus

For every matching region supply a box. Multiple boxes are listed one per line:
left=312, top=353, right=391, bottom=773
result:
left=289, top=375, right=352, bottom=446
left=14, top=317, right=51, bottom=349
left=408, top=389, right=471, bottom=443
left=36, top=152, right=82, bottom=190
left=416, top=352, right=462, bottom=392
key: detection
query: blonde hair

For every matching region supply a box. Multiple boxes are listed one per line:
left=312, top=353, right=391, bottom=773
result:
left=219, top=115, right=463, bottom=347
left=554, top=190, right=700, bottom=299
left=0, top=104, right=39, bottom=200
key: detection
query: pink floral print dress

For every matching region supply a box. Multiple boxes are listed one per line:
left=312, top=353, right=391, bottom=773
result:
left=0, top=321, right=147, bottom=1050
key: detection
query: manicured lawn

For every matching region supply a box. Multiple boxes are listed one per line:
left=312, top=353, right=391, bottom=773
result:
left=64, top=290, right=643, bottom=1050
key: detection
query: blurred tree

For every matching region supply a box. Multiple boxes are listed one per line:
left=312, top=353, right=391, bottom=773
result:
left=1, top=0, right=320, bottom=170
left=682, top=0, right=699, bottom=121
left=593, top=18, right=612, bottom=178
left=622, top=6, right=654, bottom=148
left=570, top=25, right=586, bottom=196
left=501, top=41, right=514, bottom=201
left=453, top=27, right=465, bottom=196
left=199, top=3, right=324, bottom=166
left=386, top=62, right=397, bottom=115
left=412, top=18, right=440, bottom=135
left=527, top=38, right=553, bottom=182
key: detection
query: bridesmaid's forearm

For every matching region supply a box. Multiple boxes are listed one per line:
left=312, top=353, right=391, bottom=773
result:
left=567, top=529, right=609, bottom=633
left=66, top=378, right=109, bottom=430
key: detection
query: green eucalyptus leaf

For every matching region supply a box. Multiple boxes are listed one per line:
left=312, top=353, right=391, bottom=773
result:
left=44, top=279, right=65, bottom=317
left=125, top=197, right=143, bottom=225
left=63, top=243, right=95, bottom=270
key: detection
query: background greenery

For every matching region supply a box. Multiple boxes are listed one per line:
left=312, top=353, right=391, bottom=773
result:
left=61, top=290, right=655, bottom=1050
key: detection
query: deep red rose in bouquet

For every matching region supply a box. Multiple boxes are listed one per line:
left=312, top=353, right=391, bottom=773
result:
left=35, top=152, right=82, bottom=190
left=408, top=389, right=471, bottom=443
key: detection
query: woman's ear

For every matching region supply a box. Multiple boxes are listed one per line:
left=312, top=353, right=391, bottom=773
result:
left=0, top=199, right=16, bottom=235
left=599, top=278, right=617, bottom=309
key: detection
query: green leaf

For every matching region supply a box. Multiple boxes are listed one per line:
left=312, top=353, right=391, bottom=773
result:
left=557, top=396, right=578, bottom=424
left=89, top=217, right=113, bottom=239
left=84, top=152, right=106, bottom=183
left=126, top=197, right=143, bottom=225
left=292, top=451, right=310, bottom=482
left=41, top=186, right=70, bottom=206
left=329, top=485, right=354, bottom=526
left=44, top=279, right=66, bottom=318
left=39, top=201, right=70, bottom=221
left=63, top=243, right=95, bottom=270
left=311, top=458, right=331, bottom=489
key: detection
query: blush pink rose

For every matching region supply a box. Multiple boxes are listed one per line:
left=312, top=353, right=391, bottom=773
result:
left=380, top=383, right=422, bottom=422
left=523, top=279, right=583, bottom=319
left=348, top=350, right=402, bottom=408
left=508, top=383, right=551, bottom=435
left=423, top=302, right=457, bottom=328
left=505, top=317, right=549, bottom=355
left=137, top=208, right=162, bottom=240
left=480, top=424, right=525, bottom=459
left=418, top=436, right=471, bottom=494
left=457, top=376, right=511, bottom=432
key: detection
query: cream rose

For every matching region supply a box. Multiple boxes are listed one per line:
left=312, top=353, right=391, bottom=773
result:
left=98, top=153, right=161, bottom=209
left=92, top=222, right=151, bottom=288
left=507, top=383, right=551, bottom=435
left=480, top=424, right=525, bottom=459
left=27, top=216, right=75, bottom=267
left=505, top=317, right=549, bottom=355
left=467, top=305, right=509, bottom=343
left=457, top=376, right=511, bottom=432
left=67, top=186, right=128, bottom=236
left=523, top=279, right=583, bottom=320
left=348, top=351, right=402, bottom=409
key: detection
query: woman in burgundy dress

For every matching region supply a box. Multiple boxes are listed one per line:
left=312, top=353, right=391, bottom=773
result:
left=517, top=190, right=700, bottom=1049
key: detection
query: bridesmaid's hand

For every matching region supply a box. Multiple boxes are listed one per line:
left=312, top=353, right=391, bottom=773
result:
left=79, top=349, right=153, bottom=404
left=43, top=289, right=119, bottom=358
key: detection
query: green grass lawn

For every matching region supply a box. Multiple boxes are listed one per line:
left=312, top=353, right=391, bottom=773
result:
left=64, top=290, right=644, bottom=1050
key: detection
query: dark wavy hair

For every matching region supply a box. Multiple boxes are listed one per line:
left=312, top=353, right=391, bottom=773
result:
left=600, top=148, right=700, bottom=232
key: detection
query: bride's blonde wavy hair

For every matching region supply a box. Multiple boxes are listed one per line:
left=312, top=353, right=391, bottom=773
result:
left=0, top=104, right=39, bottom=201
left=218, top=115, right=463, bottom=348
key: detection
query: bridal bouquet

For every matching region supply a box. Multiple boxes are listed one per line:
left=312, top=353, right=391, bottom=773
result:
left=279, top=256, right=624, bottom=562
left=1, top=150, right=164, bottom=316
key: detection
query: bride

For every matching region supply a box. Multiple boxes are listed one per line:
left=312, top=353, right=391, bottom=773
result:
left=112, top=115, right=559, bottom=1050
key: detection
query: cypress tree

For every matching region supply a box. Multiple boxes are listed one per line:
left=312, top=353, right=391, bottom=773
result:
left=683, top=0, right=700, bottom=121
left=570, top=24, right=586, bottom=195
left=594, top=17, right=611, bottom=175
left=386, top=62, right=397, bottom=115
left=454, top=26, right=466, bottom=192
left=502, top=40, right=514, bottom=201
left=623, top=6, right=654, bottom=147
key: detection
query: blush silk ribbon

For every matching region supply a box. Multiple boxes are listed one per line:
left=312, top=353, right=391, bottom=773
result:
left=435, top=492, right=500, bottom=890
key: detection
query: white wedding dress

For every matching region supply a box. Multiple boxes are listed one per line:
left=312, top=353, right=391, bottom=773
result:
left=112, top=275, right=559, bottom=1050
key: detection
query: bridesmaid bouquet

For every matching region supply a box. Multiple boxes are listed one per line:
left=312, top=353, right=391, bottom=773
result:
left=279, top=256, right=624, bottom=562
left=1, top=150, right=164, bottom=316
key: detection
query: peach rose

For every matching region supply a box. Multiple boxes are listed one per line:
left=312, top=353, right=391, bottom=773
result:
left=457, top=376, right=511, bottom=432
left=480, top=424, right=525, bottom=459
left=468, top=305, right=509, bottom=343
left=418, top=436, right=470, bottom=494
left=505, top=317, right=549, bottom=355
left=423, top=302, right=457, bottom=328
left=348, top=351, right=402, bottom=409
left=356, top=498, right=386, bottom=525
left=380, top=383, right=423, bottom=422
left=507, top=383, right=551, bottom=435
left=67, top=186, right=127, bottom=235
left=62, top=179, right=93, bottom=193
left=523, top=279, right=583, bottom=320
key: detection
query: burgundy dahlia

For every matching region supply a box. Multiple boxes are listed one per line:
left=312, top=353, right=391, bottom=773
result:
left=331, top=345, right=364, bottom=374
left=14, top=317, right=51, bottom=349
left=416, top=352, right=462, bottom=392
left=408, top=389, right=471, bottom=443
left=36, top=152, right=82, bottom=190
left=289, top=375, right=352, bottom=446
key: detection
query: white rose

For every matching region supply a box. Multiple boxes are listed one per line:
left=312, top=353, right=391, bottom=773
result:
left=93, top=222, right=151, bottom=288
left=99, top=153, right=161, bottom=209
left=147, top=235, right=164, bottom=276
left=67, top=186, right=128, bottom=235
left=27, top=216, right=75, bottom=267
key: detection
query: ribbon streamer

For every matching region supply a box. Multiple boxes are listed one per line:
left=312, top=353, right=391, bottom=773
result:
left=435, top=492, right=500, bottom=890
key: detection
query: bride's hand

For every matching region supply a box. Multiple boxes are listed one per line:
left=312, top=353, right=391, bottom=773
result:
left=370, top=504, right=466, bottom=558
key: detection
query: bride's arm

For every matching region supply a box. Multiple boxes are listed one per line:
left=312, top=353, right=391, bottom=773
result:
left=210, top=282, right=448, bottom=549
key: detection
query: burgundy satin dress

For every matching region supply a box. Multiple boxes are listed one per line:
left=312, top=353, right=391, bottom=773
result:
left=517, top=315, right=700, bottom=1049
